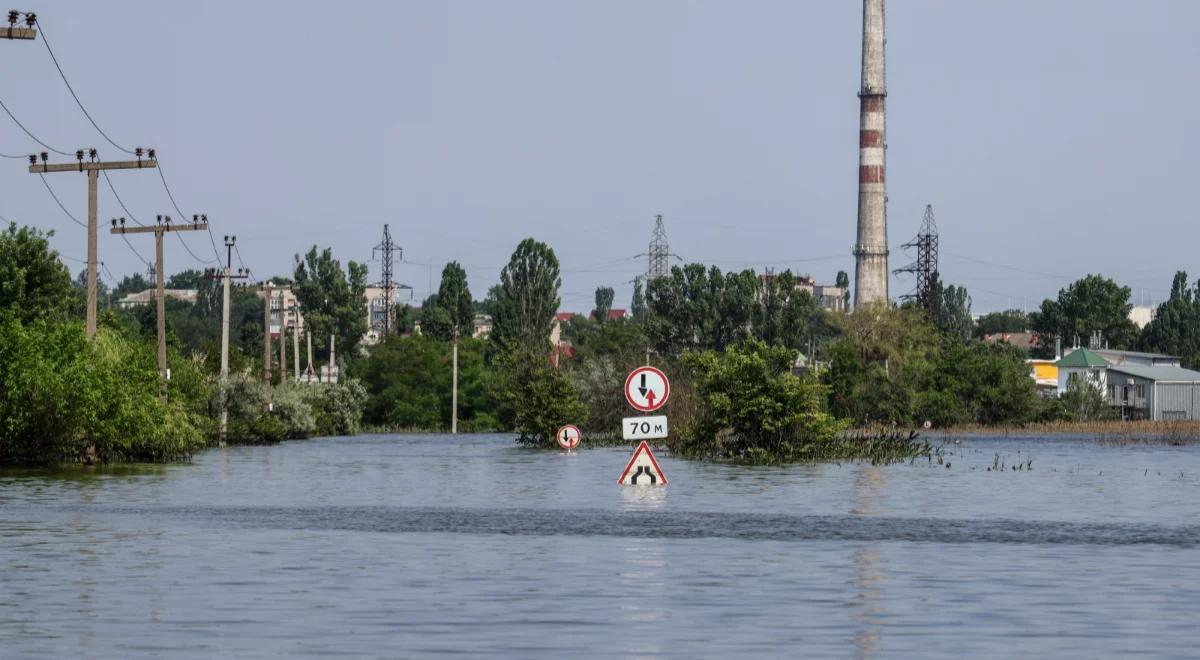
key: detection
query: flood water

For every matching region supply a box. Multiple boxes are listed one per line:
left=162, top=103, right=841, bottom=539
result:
left=2, top=433, right=1198, bottom=658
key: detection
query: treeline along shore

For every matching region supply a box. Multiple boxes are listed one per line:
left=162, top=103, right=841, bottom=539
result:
left=3, top=222, right=1195, bottom=466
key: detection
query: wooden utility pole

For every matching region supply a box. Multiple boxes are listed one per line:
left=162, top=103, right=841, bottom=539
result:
left=328, top=334, right=336, bottom=383
left=258, top=284, right=290, bottom=383
left=451, top=330, right=459, bottom=434
left=279, top=319, right=287, bottom=383
left=207, top=235, right=248, bottom=443
left=290, top=305, right=300, bottom=382
left=305, top=331, right=314, bottom=382
left=111, top=215, right=207, bottom=401
left=32, top=150, right=158, bottom=339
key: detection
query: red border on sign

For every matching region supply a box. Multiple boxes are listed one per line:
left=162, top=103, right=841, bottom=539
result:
left=624, top=366, right=670, bottom=412
left=617, top=440, right=668, bottom=485
left=556, top=424, right=581, bottom=450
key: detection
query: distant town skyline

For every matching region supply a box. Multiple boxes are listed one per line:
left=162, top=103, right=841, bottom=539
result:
left=0, top=1, right=1195, bottom=313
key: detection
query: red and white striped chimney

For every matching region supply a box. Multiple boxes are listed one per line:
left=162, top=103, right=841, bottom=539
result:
left=853, top=0, right=889, bottom=307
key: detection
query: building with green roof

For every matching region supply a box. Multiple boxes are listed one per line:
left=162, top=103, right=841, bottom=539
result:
left=1056, top=348, right=1109, bottom=396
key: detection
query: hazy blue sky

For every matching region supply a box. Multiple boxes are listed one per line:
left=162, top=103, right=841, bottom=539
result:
left=2, top=1, right=1197, bottom=313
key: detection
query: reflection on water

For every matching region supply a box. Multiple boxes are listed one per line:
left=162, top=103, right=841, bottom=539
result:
left=2, top=433, right=1199, bottom=658
left=853, top=467, right=885, bottom=659
left=621, top=484, right=668, bottom=510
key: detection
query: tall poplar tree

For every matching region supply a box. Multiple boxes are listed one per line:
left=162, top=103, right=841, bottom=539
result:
left=491, top=239, right=561, bottom=349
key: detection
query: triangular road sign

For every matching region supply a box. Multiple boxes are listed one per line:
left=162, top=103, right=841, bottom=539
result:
left=617, top=441, right=667, bottom=486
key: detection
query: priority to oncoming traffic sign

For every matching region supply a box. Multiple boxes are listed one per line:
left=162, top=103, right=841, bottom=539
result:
left=624, top=366, right=670, bottom=412
left=622, top=415, right=668, bottom=440
left=556, top=424, right=581, bottom=450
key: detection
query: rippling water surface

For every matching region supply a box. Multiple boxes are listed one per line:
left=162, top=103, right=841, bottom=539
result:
left=2, top=434, right=1198, bottom=658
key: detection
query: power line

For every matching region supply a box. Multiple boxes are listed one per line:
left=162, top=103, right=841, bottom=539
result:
left=234, top=244, right=255, bottom=281
left=0, top=95, right=72, bottom=156
left=38, top=173, right=86, bottom=228
left=0, top=150, right=28, bottom=159
left=99, top=260, right=118, bottom=284
left=102, top=170, right=145, bottom=226
left=942, top=251, right=1068, bottom=280
left=120, top=233, right=149, bottom=266
left=37, top=19, right=135, bottom=155
left=155, top=160, right=220, bottom=265
left=172, top=224, right=217, bottom=265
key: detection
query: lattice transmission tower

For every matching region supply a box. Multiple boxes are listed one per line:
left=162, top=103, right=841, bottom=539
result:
left=371, top=224, right=410, bottom=336
left=893, top=204, right=940, bottom=312
left=645, top=214, right=678, bottom=280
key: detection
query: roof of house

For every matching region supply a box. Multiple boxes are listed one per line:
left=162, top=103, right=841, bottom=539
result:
left=554, top=312, right=574, bottom=322
left=1091, top=349, right=1180, bottom=362
left=1107, top=365, right=1200, bottom=382
left=1057, top=348, right=1109, bottom=368
left=984, top=332, right=1036, bottom=349
left=589, top=309, right=628, bottom=320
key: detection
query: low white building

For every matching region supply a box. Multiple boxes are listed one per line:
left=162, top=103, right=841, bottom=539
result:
left=1128, top=305, right=1157, bottom=330
left=116, top=288, right=197, bottom=309
left=1056, top=347, right=1109, bottom=395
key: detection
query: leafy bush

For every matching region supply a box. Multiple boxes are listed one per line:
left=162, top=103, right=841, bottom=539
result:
left=677, top=339, right=850, bottom=462
left=498, top=346, right=587, bottom=446
left=219, top=373, right=315, bottom=443
left=0, top=317, right=206, bottom=464
left=303, top=379, right=368, bottom=436
left=357, top=335, right=500, bottom=432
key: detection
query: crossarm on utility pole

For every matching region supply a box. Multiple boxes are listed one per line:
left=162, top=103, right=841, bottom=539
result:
left=2, top=27, right=35, bottom=40
left=33, top=156, right=160, bottom=338
left=29, top=159, right=158, bottom=173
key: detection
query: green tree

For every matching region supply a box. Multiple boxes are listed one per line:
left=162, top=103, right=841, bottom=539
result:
left=1057, top=375, right=1117, bottom=422
left=498, top=345, right=586, bottom=444
left=1137, top=271, right=1200, bottom=368
left=644, top=264, right=757, bottom=354
left=918, top=340, right=1038, bottom=426
left=111, top=272, right=149, bottom=301
left=0, top=319, right=205, bottom=465
left=1031, top=274, right=1137, bottom=355
left=166, top=269, right=205, bottom=290
left=935, top=283, right=974, bottom=342
left=0, top=224, right=74, bottom=322
left=630, top=278, right=647, bottom=320
left=358, top=335, right=500, bottom=431
left=392, top=303, right=415, bottom=335
left=754, top=271, right=821, bottom=351
left=593, top=286, right=615, bottom=321
left=836, top=270, right=850, bottom=308
left=823, top=304, right=940, bottom=425
left=491, top=238, right=561, bottom=349
left=975, top=309, right=1030, bottom=338
left=681, top=339, right=847, bottom=462
left=423, top=261, right=473, bottom=340
left=292, top=246, right=369, bottom=360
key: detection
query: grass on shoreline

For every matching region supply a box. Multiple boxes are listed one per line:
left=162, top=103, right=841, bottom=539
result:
left=926, top=420, right=1200, bottom=445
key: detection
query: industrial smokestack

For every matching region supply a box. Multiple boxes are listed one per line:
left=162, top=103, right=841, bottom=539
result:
left=853, top=0, right=889, bottom=307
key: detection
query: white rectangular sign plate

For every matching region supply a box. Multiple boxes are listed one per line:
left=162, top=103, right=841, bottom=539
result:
left=623, top=415, right=669, bottom=440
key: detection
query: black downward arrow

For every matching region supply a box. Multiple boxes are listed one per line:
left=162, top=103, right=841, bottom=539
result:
left=638, top=373, right=648, bottom=398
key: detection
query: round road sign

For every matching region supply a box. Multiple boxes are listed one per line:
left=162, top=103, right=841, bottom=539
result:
left=624, top=366, right=670, bottom=412
left=556, top=424, right=582, bottom=450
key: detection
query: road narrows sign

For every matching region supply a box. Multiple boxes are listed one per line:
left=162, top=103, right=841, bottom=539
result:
left=624, top=366, right=670, bottom=412
left=556, top=424, right=581, bottom=451
left=617, top=441, right=667, bottom=486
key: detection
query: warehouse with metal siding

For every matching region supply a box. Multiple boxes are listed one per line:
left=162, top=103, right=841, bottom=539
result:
left=1107, top=365, right=1200, bottom=420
